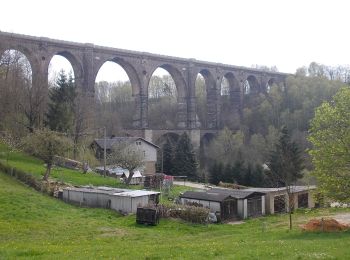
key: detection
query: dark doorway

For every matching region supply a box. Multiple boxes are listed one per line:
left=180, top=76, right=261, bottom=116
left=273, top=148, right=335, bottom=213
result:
left=298, top=193, right=308, bottom=208
left=274, top=195, right=286, bottom=213
left=221, top=199, right=237, bottom=220
left=247, top=197, right=262, bottom=217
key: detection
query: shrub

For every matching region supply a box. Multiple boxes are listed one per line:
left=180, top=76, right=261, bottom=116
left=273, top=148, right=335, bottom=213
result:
left=150, top=203, right=209, bottom=224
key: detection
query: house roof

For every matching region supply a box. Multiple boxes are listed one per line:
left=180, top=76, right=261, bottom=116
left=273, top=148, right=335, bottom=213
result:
left=180, top=189, right=265, bottom=202
left=93, top=137, right=159, bottom=150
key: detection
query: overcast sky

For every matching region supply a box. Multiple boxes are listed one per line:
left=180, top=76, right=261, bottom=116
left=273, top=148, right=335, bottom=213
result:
left=1, top=0, right=350, bottom=81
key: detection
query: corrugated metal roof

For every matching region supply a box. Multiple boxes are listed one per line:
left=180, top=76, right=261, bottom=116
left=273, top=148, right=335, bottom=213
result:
left=113, top=190, right=160, bottom=197
left=244, top=185, right=316, bottom=193
left=180, top=191, right=232, bottom=202
left=210, top=188, right=265, bottom=199
left=65, top=186, right=131, bottom=195
left=180, top=188, right=264, bottom=202
left=63, top=186, right=159, bottom=198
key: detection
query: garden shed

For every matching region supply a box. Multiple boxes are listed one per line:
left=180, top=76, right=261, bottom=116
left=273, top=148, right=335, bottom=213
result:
left=180, top=188, right=265, bottom=220
left=62, top=186, right=160, bottom=214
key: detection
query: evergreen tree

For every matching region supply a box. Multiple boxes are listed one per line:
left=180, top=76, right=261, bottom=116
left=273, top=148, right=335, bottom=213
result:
left=209, top=161, right=224, bottom=185
left=266, top=126, right=304, bottom=229
left=232, top=158, right=245, bottom=184
left=223, top=163, right=233, bottom=183
left=162, top=137, right=175, bottom=175
left=46, top=71, right=76, bottom=132
left=243, top=164, right=253, bottom=186
left=173, top=133, right=198, bottom=180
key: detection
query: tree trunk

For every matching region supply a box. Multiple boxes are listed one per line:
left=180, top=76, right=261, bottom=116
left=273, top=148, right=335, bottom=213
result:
left=43, top=163, right=51, bottom=181
left=125, top=170, right=134, bottom=185
left=289, top=211, right=292, bottom=230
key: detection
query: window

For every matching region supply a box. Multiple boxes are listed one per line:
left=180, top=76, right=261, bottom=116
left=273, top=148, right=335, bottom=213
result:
left=136, top=141, right=142, bottom=146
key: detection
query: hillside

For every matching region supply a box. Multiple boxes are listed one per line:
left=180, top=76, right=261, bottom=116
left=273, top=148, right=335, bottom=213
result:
left=1, top=172, right=350, bottom=259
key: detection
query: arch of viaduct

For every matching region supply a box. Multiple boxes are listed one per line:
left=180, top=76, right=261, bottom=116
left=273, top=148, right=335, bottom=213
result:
left=0, top=31, right=289, bottom=145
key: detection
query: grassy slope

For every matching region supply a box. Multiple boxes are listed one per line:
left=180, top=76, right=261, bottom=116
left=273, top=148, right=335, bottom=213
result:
left=0, top=142, right=125, bottom=187
left=1, top=172, right=350, bottom=259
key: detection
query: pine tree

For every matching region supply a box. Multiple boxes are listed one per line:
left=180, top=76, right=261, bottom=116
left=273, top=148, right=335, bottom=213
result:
left=209, top=161, right=224, bottom=185
left=232, top=158, right=245, bottom=184
left=223, top=163, right=233, bottom=183
left=162, top=137, right=175, bottom=175
left=173, top=133, right=198, bottom=180
left=46, top=70, right=76, bottom=132
left=266, top=126, right=304, bottom=229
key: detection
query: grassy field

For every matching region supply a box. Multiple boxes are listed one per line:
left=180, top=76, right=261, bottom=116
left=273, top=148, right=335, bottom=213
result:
left=0, top=142, right=128, bottom=187
left=1, top=172, right=350, bottom=259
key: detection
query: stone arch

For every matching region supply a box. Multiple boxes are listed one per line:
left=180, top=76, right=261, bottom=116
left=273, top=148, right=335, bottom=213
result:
left=94, top=57, right=142, bottom=130
left=148, top=64, right=187, bottom=128
left=195, top=69, right=217, bottom=129
left=219, top=72, right=241, bottom=128
left=199, top=69, right=216, bottom=92
left=148, top=64, right=186, bottom=99
left=94, top=57, right=141, bottom=96
left=265, top=77, right=276, bottom=93
left=244, top=75, right=260, bottom=94
left=0, top=46, right=37, bottom=75
left=155, top=132, right=180, bottom=147
left=47, top=50, right=83, bottom=87
left=223, top=72, right=240, bottom=96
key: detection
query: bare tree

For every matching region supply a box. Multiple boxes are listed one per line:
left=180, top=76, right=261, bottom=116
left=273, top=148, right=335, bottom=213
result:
left=71, top=89, right=95, bottom=159
left=107, top=141, right=145, bottom=185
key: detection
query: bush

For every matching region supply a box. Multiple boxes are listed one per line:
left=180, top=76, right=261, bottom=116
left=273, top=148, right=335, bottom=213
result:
left=152, top=204, right=209, bottom=224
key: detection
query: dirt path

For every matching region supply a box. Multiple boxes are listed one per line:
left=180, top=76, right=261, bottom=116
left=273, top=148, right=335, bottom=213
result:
left=173, top=181, right=210, bottom=189
left=332, top=213, right=350, bottom=225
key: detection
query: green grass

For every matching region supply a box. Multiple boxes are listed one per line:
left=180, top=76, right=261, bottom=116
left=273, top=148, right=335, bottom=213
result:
left=0, top=142, right=127, bottom=187
left=1, top=172, right=350, bottom=259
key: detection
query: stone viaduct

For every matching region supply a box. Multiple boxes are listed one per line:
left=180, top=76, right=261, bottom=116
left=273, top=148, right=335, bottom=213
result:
left=0, top=31, right=289, bottom=146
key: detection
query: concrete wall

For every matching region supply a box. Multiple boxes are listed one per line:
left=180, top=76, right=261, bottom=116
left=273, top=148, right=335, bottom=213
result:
left=264, top=190, right=315, bottom=215
left=63, top=190, right=111, bottom=208
left=111, top=196, right=152, bottom=213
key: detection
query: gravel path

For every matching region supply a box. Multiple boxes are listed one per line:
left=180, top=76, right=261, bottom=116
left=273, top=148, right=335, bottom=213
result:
left=173, top=181, right=210, bottom=190
left=332, top=213, right=350, bottom=225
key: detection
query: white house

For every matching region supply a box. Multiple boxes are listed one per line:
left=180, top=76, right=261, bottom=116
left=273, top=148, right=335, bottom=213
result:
left=92, top=137, right=159, bottom=175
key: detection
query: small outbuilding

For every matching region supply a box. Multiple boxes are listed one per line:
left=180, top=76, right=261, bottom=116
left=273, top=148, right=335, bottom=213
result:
left=244, top=186, right=316, bottom=214
left=180, top=188, right=265, bottom=220
left=62, top=186, right=160, bottom=214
